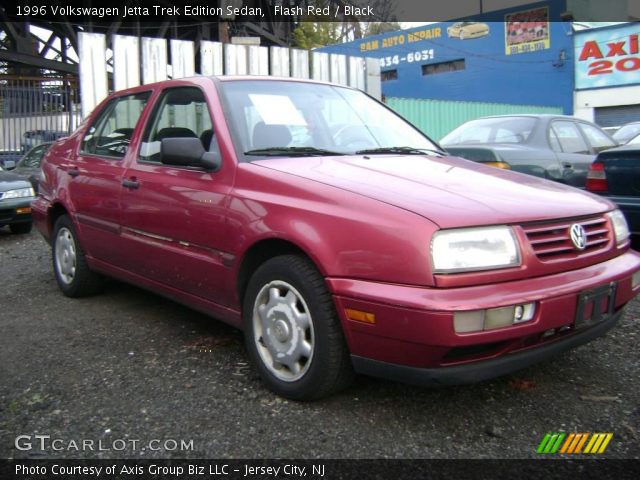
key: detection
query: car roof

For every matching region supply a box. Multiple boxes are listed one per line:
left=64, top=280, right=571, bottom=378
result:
left=477, top=114, right=581, bottom=120
left=103, top=75, right=359, bottom=102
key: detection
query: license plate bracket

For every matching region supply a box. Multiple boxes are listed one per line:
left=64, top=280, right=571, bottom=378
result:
left=575, top=282, right=617, bottom=329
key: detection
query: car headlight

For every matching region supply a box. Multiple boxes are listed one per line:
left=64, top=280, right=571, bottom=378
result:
left=431, top=226, right=521, bottom=273
left=1, top=187, right=35, bottom=200
left=608, top=209, right=630, bottom=246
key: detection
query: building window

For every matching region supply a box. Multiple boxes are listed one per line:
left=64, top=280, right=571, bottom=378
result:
left=381, top=69, right=398, bottom=82
left=422, top=59, right=466, bottom=76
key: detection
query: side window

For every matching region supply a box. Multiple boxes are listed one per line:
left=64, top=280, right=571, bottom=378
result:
left=548, top=129, right=562, bottom=152
left=81, top=92, right=151, bottom=158
left=550, top=121, right=589, bottom=154
left=139, top=87, right=215, bottom=164
left=578, top=123, right=617, bottom=153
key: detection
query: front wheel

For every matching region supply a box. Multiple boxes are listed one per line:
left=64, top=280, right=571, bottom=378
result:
left=52, top=215, right=104, bottom=297
left=243, top=255, right=354, bottom=400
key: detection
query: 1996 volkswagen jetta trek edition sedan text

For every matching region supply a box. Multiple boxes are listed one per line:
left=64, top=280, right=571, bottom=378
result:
left=32, top=77, right=640, bottom=400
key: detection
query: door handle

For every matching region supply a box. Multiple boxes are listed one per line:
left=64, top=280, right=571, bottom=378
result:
left=122, top=178, right=139, bottom=189
left=67, top=167, right=80, bottom=178
left=561, top=162, right=573, bottom=169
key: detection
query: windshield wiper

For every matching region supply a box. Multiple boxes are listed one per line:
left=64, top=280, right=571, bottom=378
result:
left=244, top=146, right=345, bottom=157
left=355, top=146, right=445, bottom=156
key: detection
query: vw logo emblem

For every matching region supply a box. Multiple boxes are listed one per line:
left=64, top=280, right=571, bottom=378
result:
left=569, top=224, right=587, bottom=250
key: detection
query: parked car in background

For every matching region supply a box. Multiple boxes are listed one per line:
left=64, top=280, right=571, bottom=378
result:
left=587, top=133, right=640, bottom=249
left=32, top=77, right=640, bottom=400
left=21, top=129, right=67, bottom=153
left=0, top=164, right=36, bottom=234
left=612, top=121, right=640, bottom=145
left=9, top=142, right=53, bottom=192
left=441, top=115, right=618, bottom=188
left=447, top=22, right=490, bottom=40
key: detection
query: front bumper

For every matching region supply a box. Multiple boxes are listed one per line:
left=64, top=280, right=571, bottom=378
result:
left=328, top=250, right=640, bottom=383
left=351, top=308, right=623, bottom=386
left=0, top=197, right=34, bottom=226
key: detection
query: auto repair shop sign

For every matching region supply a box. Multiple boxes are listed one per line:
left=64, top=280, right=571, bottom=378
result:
left=575, top=23, right=640, bottom=90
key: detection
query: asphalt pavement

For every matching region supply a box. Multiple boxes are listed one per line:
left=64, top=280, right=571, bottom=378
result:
left=1, top=230, right=639, bottom=459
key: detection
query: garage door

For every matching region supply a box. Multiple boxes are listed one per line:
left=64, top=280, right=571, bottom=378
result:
left=595, top=104, right=640, bottom=127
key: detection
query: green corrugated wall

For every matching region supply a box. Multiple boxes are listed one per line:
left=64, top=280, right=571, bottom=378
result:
left=386, top=97, right=563, bottom=142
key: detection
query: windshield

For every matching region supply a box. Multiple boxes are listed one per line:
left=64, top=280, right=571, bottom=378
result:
left=441, top=117, right=536, bottom=145
left=218, top=80, right=439, bottom=159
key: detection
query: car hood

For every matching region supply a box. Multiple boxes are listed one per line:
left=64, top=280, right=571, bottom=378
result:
left=444, top=143, right=540, bottom=153
left=12, top=166, right=40, bottom=178
left=253, top=154, right=613, bottom=228
left=0, top=171, right=33, bottom=192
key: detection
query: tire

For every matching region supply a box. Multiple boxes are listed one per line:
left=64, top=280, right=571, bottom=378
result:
left=9, top=222, right=32, bottom=234
left=243, top=254, right=354, bottom=400
left=52, top=215, right=104, bottom=297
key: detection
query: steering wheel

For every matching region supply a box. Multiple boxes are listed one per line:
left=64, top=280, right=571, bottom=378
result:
left=332, top=125, right=374, bottom=148
left=97, top=139, right=130, bottom=156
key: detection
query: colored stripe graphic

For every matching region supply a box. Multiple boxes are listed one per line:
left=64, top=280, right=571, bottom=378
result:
left=539, top=433, right=613, bottom=454
left=537, top=433, right=565, bottom=454
left=584, top=433, right=614, bottom=453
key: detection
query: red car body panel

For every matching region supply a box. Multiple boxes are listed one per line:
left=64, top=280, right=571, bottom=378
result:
left=252, top=155, right=614, bottom=228
left=31, top=76, right=640, bottom=386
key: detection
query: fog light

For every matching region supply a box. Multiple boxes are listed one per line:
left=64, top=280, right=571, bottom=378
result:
left=633, top=271, right=640, bottom=289
left=16, top=207, right=31, bottom=214
left=514, top=303, right=536, bottom=323
left=454, top=302, right=536, bottom=333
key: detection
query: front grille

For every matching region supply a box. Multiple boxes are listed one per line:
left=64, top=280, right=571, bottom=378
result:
left=522, top=216, right=611, bottom=261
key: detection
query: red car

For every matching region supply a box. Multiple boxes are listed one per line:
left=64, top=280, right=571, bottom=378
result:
left=33, top=77, right=640, bottom=400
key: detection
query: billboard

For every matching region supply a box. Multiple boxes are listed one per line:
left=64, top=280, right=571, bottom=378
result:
left=575, top=23, right=640, bottom=90
left=504, top=6, right=550, bottom=56
left=317, top=0, right=573, bottom=114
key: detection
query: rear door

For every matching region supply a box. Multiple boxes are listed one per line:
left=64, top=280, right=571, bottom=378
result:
left=68, top=91, right=151, bottom=263
left=118, top=86, right=234, bottom=305
left=548, top=120, right=595, bottom=187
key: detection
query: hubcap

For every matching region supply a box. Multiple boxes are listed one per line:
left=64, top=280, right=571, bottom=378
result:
left=55, top=227, right=76, bottom=285
left=252, top=280, right=314, bottom=382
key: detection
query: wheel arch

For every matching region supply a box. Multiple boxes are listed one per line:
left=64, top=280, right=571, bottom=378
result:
left=236, top=237, right=323, bottom=306
left=48, top=202, right=70, bottom=240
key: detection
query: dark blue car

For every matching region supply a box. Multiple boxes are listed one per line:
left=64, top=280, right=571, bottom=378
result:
left=587, top=134, right=640, bottom=249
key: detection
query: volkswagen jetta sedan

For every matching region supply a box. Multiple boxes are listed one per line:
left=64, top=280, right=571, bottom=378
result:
left=32, top=77, right=640, bottom=400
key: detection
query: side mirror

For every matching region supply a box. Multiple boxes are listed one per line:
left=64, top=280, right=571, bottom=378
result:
left=3, top=160, right=16, bottom=170
left=160, top=137, right=221, bottom=172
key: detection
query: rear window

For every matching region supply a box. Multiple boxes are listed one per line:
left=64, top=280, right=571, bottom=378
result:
left=441, top=117, right=536, bottom=145
left=613, top=123, right=640, bottom=143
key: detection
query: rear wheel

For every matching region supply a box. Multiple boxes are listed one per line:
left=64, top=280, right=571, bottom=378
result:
left=243, top=254, right=354, bottom=400
left=9, top=222, right=32, bottom=234
left=52, top=215, right=104, bottom=297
